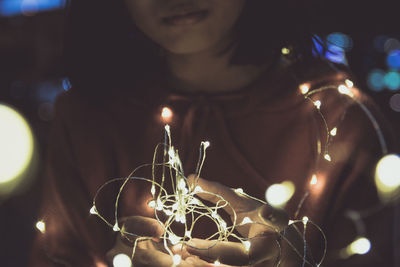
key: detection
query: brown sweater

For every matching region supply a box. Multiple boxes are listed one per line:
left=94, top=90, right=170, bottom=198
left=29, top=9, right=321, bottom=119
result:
left=30, top=59, right=395, bottom=266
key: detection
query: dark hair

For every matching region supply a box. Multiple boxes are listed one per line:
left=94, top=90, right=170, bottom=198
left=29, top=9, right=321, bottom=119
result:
left=63, top=0, right=324, bottom=98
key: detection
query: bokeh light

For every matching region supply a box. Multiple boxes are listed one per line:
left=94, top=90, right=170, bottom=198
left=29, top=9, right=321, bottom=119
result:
left=383, top=71, right=400, bottom=91
left=375, top=154, right=400, bottom=188
left=0, top=104, right=34, bottom=184
left=325, top=44, right=347, bottom=64
left=384, top=38, right=400, bottom=54
left=35, top=220, right=46, bottom=234
left=346, top=237, right=371, bottom=255
left=326, top=32, right=353, bottom=51
left=113, top=254, right=132, bottom=267
left=0, top=0, right=65, bottom=17
left=389, top=94, right=400, bottom=112
left=386, top=50, right=400, bottom=70
left=367, top=69, right=385, bottom=91
left=265, top=181, right=295, bottom=207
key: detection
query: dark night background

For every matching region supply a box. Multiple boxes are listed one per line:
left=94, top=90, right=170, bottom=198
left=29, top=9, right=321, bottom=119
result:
left=0, top=1, right=398, bottom=266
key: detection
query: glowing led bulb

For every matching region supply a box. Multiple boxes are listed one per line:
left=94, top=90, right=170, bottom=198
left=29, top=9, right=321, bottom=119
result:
left=324, top=154, right=331, bottom=162
left=161, top=107, right=173, bottom=120
left=211, top=211, right=218, bottom=218
left=112, top=253, right=132, bottom=267
left=178, top=179, right=186, bottom=190
left=169, top=234, right=181, bottom=245
left=347, top=237, right=371, bottom=255
left=299, top=83, right=310, bottom=94
left=310, top=175, right=318, bottom=185
left=185, top=231, right=192, bottom=238
left=35, top=220, right=45, bottom=234
left=194, top=185, right=203, bottom=193
left=151, top=185, right=156, bottom=196
left=243, top=241, right=251, bottom=252
left=345, top=79, right=354, bottom=88
left=214, top=260, right=221, bottom=266
left=164, top=124, right=170, bottom=133
left=90, top=205, right=97, bottom=215
left=156, top=198, right=163, bottom=211
left=281, top=47, right=290, bottom=55
left=338, top=85, right=352, bottom=96
left=314, top=100, right=321, bottom=109
left=330, top=127, right=337, bottom=136
left=241, top=217, right=253, bottom=225
left=189, top=197, right=200, bottom=205
left=265, top=181, right=295, bottom=207
left=113, top=223, right=120, bottom=232
left=219, top=219, right=227, bottom=230
left=164, top=209, right=173, bottom=216
left=148, top=200, right=156, bottom=209
left=302, top=216, right=309, bottom=225
left=375, top=154, right=400, bottom=189
left=234, top=188, right=244, bottom=194
left=203, top=141, right=210, bottom=148
left=288, top=220, right=294, bottom=225
left=172, top=254, right=181, bottom=266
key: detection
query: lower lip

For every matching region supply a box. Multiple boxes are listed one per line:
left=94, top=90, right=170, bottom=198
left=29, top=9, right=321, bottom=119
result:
left=163, top=10, right=208, bottom=26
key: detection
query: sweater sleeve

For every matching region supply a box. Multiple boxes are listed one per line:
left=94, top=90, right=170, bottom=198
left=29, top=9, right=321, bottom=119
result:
left=29, top=92, right=111, bottom=267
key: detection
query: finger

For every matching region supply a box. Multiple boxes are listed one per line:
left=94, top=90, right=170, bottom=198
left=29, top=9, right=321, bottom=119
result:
left=187, top=175, right=257, bottom=215
left=186, top=235, right=279, bottom=266
left=257, top=205, right=289, bottom=232
left=121, top=216, right=165, bottom=242
left=133, top=247, right=213, bottom=267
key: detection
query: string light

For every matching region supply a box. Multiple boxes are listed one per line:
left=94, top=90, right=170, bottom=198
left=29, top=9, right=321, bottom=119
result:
left=161, top=107, right=173, bottom=123
left=35, top=220, right=46, bottom=234
left=112, top=253, right=132, bottom=267
left=281, top=47, right=290, bottom=55
left=346, top=237, right=371, bottom=255
left=89, top=78, right=393, bottom=266
left=265, top=181, right=295, bottom=207
left=214, top=260, right=221, bottom=266
left=90, top=205, right=97, bottom=215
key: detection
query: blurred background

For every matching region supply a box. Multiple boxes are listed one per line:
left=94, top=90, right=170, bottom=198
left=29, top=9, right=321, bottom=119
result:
left=0, top=0, right=398, bottom=266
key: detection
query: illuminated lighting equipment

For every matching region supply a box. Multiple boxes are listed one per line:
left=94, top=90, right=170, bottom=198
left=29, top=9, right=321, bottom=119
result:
left=161, top=107, right=173, bottom=123
left=325, top=44, right=347, bottom=64
left=172, top=255, right=181, bottom=266
left=0, top=0, right=66, bottom=17
left=330, top=128, right=337, bottom=136
left=35, top=220, right=46, bottom=234
left=346, top=237, right=371, bottom=255
left=265, top=181, right=295, bottom=207
left=281, top=47, right=290, bottom=55
left=314, top=100, right=321, bottom=109
left=387, top=50, right=400, bottom=70
left=299, top=83, right=310, bottom=94
left=326, top=32, right=353, bottom=51
left=375, top=154, right=400, bottom=197
left=367, top=69, right=385, bottom=92
left=214, top=260, right=221, bottom=266
left=113, top=223, right=120, bottom=232
left=302, top=216, right=309, bottom=225
left=389, top=94, right=400, bottom=112
left=112, top=253, right=132, bottom=267
left=310, top=175, right=318, bottom=185
left=243, top=240, right=251, bottom=252
left=241, top=217, right=253, bottom=225
left=383, top=71, right=400, bottom=91
left=338, top=85, right=353, bottom=96
left=324, top=154, right=331, bottom=162
left=345, top=79, right=354, bottom=88
left=234, top=188, right=244, bottom=194
left=90, top=206, right=97, bottom=215
left=62, top=78, right=71, bottom=91
left=0, top=104, right=34, bottom=184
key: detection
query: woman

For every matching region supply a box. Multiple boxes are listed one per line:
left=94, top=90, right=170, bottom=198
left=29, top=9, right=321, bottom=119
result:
left=30, top=0, right=395, bottom=266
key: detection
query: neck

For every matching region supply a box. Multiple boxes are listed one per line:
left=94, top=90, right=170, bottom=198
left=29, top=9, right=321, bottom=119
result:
left=165, top=43, right=269, bottom=93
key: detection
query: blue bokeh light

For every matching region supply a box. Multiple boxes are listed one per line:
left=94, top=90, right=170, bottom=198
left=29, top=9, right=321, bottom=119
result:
left=62, top=78, right=71, bottom=91
left=325, top=44, right=347, bottom=64
left=387, top=50, right=400, bottom=70
left=367, top=69, right=385, bottom=92
left=384, top=71, right=400, bottom=91
left=326, top=32, right=353, bottom=51
left=0, top=0, right=65, bottom=16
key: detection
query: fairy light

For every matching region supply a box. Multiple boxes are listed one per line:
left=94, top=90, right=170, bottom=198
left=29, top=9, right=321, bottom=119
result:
left=299, top=83, right=310, bottom=94
left=346, top=237, right=371, bottom=255
left=314, top=100, right=321, bottom=109
left=91, top=78, right=393, bottom=267
left=214, top=260, right=221, bottom=266
left=113, top=223, right=120, bottom=232
left=243, top=240, right=251, bottom=252
left=90, top=205, right=97, bottom=215
left=324, top=154, right=331, bottom=162
left=234, top=188, right=244, bottom=194
left=112, top=253, right=132, bottom=267
left=281, top=47, right=290, bottom=55
left=310, top=175, right=318, bottom=185
left=147, top=200, right=156, bottom=209
left=265, top=181, right=295, bottom=207
left=172, top=254, right=181, bottom=266
left=161, top=107, right=173, bottom=123
left=35, top=220, right=46, bottom=234
left=241, top=217, right=253, bottom=225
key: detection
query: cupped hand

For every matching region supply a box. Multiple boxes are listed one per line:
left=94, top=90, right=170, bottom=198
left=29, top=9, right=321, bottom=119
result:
left=106, top=216, right=214, bottom=267
left=185, top=175, right=289, bottom=266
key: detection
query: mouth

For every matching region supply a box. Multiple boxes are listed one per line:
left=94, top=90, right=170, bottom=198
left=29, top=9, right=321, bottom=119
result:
left=162, top=10, right=209, bottom=26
